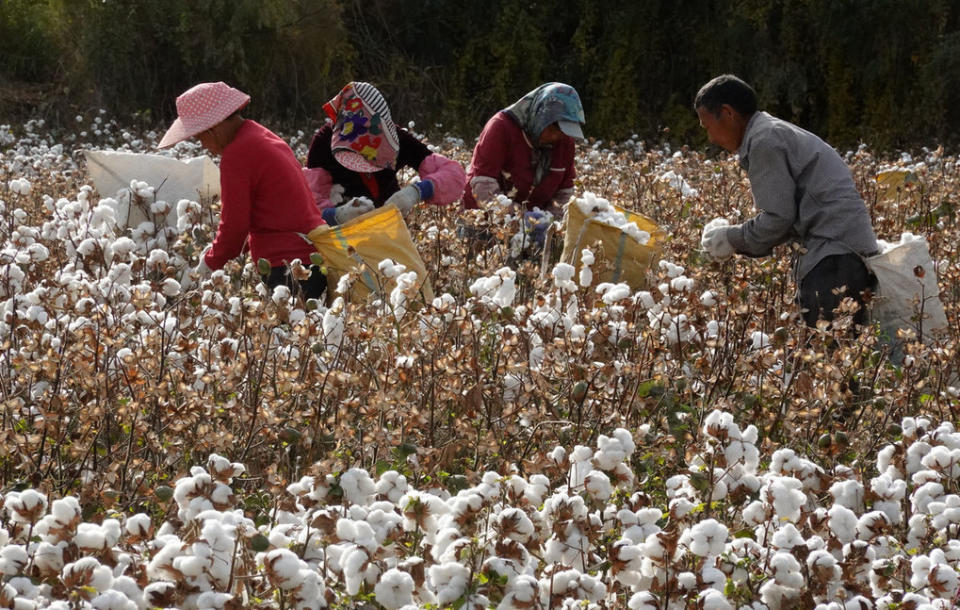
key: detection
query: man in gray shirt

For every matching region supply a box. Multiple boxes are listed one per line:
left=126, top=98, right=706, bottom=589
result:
left=695, top=74, right=878, bottom=327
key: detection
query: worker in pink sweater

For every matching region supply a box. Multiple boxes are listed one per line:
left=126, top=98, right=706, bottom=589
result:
left=159, top=82, right=326, bottom=299
left=463, top=82, right=585, bottom=213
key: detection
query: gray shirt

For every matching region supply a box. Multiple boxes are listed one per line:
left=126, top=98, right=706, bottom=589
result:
left=726, top=111, right=878, bottom=280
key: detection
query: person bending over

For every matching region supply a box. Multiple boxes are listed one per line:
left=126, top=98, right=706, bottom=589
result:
left=304, top=81, right=465, bottom=225
left=696, top=74, right=878, bottom=327
left=159, top=81, right=326, bottom=299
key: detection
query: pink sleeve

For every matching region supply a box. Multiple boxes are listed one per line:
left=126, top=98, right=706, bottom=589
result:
left=417, top=153, right=466, bottom=206
left=205, top=160, right=252, bottom=271
left=302, top=167, right=336, bottom=209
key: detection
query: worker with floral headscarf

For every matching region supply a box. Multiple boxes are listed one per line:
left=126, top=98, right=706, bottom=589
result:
left=304, top=82, right=466, bottom=225
left=463, top=82, right=585, bottom=212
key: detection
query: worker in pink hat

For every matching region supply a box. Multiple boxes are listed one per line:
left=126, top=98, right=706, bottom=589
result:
left=159, top=81, right=327, bottom=299
left=303, top=82, right=466, bottom=225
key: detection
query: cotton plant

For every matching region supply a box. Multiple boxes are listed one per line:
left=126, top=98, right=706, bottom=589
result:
left=1, top=410, right=960, bottom=607
left=468, top=266, right=517, bottom=309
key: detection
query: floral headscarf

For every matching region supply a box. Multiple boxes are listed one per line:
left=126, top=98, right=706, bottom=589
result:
left=324, top=82, right=400, bottom=173
left=503, top=82, right=585, bottom=185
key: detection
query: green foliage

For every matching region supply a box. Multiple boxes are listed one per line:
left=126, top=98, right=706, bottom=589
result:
left=0, top=0, right=959, bottom=147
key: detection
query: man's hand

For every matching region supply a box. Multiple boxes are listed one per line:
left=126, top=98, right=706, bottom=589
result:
left=385, top=185, right=420, bottom=216
left=701, top=218, right=734, bottom=259
left=334, top=197, right=375, bottom=224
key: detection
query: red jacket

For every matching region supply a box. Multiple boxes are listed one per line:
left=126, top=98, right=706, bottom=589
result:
left=462, top=111, right=576, bottom=209
left=205, top=120, right=323, bottom=270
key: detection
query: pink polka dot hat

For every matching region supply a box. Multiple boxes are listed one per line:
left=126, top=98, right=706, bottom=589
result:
left=158, top=82, right=250, bottom=148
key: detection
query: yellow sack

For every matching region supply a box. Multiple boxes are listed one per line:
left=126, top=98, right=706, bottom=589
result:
left=560, top=200, right=664, bottom=290
left=306, top=204, right=434, bottom=303
left=876, top=169, right=919, bottom=202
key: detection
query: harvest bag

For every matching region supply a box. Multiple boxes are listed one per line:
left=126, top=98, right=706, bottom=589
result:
left=560, top=201, right=664, bottom=289
left=866, top=235, right=948, bottom=344
left=306, top=204, right=434, bottom=303
left=84, top=150, right=220, bottom=229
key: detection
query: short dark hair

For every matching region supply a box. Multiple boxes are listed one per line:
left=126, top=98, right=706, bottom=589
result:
left=694, top=74, right=758, bottom=117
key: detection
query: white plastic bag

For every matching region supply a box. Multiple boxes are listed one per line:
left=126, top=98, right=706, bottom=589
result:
left=83, top=150, right=220, bottom=230
left=866, top=234, right=948, bottom=344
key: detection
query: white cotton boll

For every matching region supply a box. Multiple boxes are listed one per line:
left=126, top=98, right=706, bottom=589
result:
left=828, top=504, right=858, bottom=544
left=771, top=523, right=805, bottom=549
left=265, top=548, right=305, bottom=589
left=658, top=260, right=684, bottom=278
left=498, top=574, right=538, bottom=609
left=910, top=481, right=943, bottom=513
left=160, top=277, right=181, bottom=297
left=90, top=589, right=137, bottom=610
left=340, top=468, right=376, bottom=506
left=906, top=441, right=932, bottom=476
left=629, top=592, right=659, bottom=610
left=768, top=477, right=806, bottom=523
left=376, top=470, right=408, bottom=504
left=343, top=546, right=379, bottom=595
left=698, top=589, right=733, bottom=610
left=829, top=479, right=865, bottom=511
left=593, top=428, right=635, bottom=471
left=64, top=557, right=114, bottom=592
left=597, top=282, right=632, bottom=304
left=32, top=541, right=64, bottom=575
left=75, top=522, right=108, bottom=550
left=584, top=471, right=612, bottom=501
left=685, top=519, right=728, bottom=557
left=6, top=489, right=48, bottom=523
left=111, top=236, right=137, bottom=260
left=8, top=178, right=32, bottom=195
left=632, top=291, right=656, bottom=309
left=125, top=513, right=152, bottom=539
left=0, top=545, right=28, bottom=575
left=27, top=243, right=49, bottom=262
left=193, top=592, right=233, bottom=609
left=910, top=554, right=933, bottom=589
left=670, top=275, right=694, bottom=292
left=700, top=290, right=717, bottom=306
left=769, top=551, right=804, bottom=588
left=377, top=258, right=407, bottom=278
left=374, top=568, right=415, bottom=609
left=428, top=562, right=470, bottom=605
left=50, top=496, right=81, bottom=524
left=921, top=445, right=960, bottom=476
left=579, top=265, right=593, bottom=287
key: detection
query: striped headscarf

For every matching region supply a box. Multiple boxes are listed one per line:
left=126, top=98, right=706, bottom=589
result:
left=323, top=82, right=400, bottom=173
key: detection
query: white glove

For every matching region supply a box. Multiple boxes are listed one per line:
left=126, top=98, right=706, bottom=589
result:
left=334, top=197, right=375, bottom=224
left=385, top=185, right=420, bottom=216
left=701, top=218, right=735, bottom=259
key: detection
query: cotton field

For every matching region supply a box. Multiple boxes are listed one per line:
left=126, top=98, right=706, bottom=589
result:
left=0, top=115, right=959, bottom=608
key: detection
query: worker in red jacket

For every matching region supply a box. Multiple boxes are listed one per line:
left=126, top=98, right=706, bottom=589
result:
left=159, top=81, right=326, bottom=299
left=463, top=82, right=585, bottom=213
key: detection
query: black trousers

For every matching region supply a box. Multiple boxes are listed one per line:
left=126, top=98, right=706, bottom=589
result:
left=264, top=265, right=327, bottom=301
left=798, top=253, right=874, bottom=327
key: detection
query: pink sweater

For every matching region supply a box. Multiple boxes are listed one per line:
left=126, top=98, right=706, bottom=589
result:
left=205, top=120, right=324, bottom=270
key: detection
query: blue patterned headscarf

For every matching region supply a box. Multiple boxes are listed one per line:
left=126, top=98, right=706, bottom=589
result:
left=503, top=83, right=585, bottom=184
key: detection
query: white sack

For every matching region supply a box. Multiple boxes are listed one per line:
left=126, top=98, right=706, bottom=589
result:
left=84, top=150, right=219, bottom=230
left=866, top=234, right=949, bottom=345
